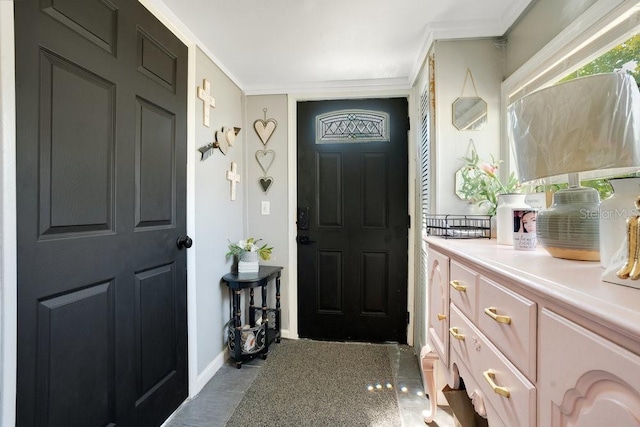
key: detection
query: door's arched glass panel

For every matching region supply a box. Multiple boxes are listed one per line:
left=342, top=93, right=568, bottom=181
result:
left=315, top=110, right=389, bottom=144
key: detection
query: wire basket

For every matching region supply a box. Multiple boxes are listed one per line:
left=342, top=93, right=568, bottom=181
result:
left=425, top=214, right=491, bottom=239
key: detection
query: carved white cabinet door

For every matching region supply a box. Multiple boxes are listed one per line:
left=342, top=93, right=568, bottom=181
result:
left=427, top=248, right=450, bottom=366
left=539, top=309, right=640, bottom=427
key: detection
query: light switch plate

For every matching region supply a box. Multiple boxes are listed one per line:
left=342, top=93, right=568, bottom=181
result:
left=261, top=201, right=270, bottom=215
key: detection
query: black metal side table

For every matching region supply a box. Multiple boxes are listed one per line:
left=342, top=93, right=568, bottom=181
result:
left=222, top=266, right=283, bottom=368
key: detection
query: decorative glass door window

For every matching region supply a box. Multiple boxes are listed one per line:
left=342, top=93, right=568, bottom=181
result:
left=315, top=109, right=390, bottom=144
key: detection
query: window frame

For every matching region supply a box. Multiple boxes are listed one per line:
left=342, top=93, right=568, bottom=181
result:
left=500, top=0, right=640, bottom=180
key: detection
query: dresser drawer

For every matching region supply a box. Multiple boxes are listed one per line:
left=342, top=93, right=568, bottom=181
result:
left=428, top=248, right=450, bottom=366
left=450, top=260, right=478, bottom=321
left=478, top=276, right=537, bottom=381
left=449, top=304, right=536, bottom=427
left=449, top=348, right=507, bottom=427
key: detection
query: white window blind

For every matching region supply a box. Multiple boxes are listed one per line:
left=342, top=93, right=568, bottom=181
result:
left=419, top=82, right=431, bottom=232
left=417, top=77, right=431, bottom=348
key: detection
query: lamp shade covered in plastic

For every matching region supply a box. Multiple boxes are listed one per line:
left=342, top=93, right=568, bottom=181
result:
left=509, top=73, right=640, bottom=185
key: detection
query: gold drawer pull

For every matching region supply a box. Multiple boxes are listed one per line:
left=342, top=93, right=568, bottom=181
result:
left=449, top=280, right=467, bottom=292
left=484, top=307, right=511, bottom=325
left=483, top=370, right=510, bottom=398
left=437, top=313, right=447, bottom=321
left=449, top=327, right=465, bottom=341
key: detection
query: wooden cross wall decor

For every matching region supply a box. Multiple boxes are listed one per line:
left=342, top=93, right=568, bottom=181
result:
left=197, top=79, right=216, bottom=127
left=226, top=162, right=241, bottom=201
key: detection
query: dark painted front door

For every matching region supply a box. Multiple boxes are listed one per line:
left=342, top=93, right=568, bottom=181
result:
left=15, top=0, right=188, bottom=426
left=297, top=98, right=409, bottom=343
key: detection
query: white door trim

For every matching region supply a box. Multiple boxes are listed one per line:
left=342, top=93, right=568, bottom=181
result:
left=0, top=2, right=17, bottom=426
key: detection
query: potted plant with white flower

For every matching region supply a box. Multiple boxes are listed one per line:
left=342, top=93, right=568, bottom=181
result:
left=226, top=237, right=273, bottom=273
left=458, top=149, right=520, bottom=216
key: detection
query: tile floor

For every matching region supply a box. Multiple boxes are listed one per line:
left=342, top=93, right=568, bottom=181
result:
left=163, top=342, right=455, bottom=427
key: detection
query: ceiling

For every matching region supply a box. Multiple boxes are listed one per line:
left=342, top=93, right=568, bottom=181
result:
left=161, top=0, right=535, bottom=94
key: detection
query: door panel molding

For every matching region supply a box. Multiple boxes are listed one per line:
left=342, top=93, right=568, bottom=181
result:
left=36, top=282, right=115, bottom=427
left=38, top=48, right=116, bottom=238
left=135, top=96, right=176, bottom=230
left=361, top=152, right=388, bottom=229
left=41, top=0, right=118, bottom=55
left=361, top=251, right=389, bottom=315
left=316, top=152, right=343, bottom=228
left=134, top=263, right=177, bottom=396
left=317, top=250, right=344, bottom=314
left=136, top=26, right=177, bottom=92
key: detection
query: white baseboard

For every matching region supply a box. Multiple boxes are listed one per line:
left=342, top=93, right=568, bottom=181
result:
left=280, top=329, right=298, bottom=340
left=192, top=348, right=228, bottom=397
left=161, top=348, right=229, bottom=426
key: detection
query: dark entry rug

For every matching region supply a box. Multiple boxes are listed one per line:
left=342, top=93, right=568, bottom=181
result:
left=225, top=339, right=402, bottom=426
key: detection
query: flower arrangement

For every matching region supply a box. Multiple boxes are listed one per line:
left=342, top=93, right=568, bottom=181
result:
left=226, top=237, right=273, bottom=261
left=458, top=149, right=519, bottom=216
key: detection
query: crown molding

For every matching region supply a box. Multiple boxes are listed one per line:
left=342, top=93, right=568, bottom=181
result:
left=141, top=0, right=246, bottom=91
left=499, top=0, right=535, bottom=34
left=147, top=0, right=535, bottom=95
left=243, top=77, right=412, bottom=96
left=408, top=18, right=507, bottom=87
left=408, top=0, right=534, bottom=87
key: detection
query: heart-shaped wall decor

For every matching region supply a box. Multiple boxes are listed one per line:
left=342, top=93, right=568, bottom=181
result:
left=253, top=118, right=277, bottom=146
left=215, top=130, right=229, bottom=155
left=255, top=150, right=275, bottom=175
left=224, top=127, right=236, bottom=146
left=259, top=177, right=273, bottom=193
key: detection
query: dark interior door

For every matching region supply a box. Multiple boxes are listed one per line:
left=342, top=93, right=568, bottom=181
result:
left=297, top=98, right=409, bottom=343
left=15, top=0, right=188, bottom=426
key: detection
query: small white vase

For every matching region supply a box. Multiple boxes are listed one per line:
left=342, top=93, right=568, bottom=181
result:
left=240, top=251, right=259, bottom=263
left=238, top=251, right=259, bottom=273
left=496, top=194, right=528, bottom=245
left=599, top=177, right=640, bottom=268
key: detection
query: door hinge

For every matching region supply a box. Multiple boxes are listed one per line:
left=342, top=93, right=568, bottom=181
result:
left=407, top=215, right=411, bottom=228
left=406, top=311, right=410, bottom=325
left=407, top=116, right=411, bottom=131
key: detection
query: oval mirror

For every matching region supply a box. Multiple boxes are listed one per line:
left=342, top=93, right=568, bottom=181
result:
left=452, top=97, right=487, bottom=131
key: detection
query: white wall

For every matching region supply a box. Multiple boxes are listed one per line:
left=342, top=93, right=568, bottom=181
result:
left=244, top=95, right=291, bottom=332
left=433, top=39, right=504, bottom=215
left=192, top=47, right=245, bottom=386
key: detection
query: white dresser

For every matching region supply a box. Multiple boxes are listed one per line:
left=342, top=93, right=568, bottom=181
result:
left=422, top=237, right=640, bottom=427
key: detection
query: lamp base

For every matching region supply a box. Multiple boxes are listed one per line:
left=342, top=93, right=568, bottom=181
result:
left=537, top=186, right=601, bottom=262
left=543, top=246, right=600, bottom=262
